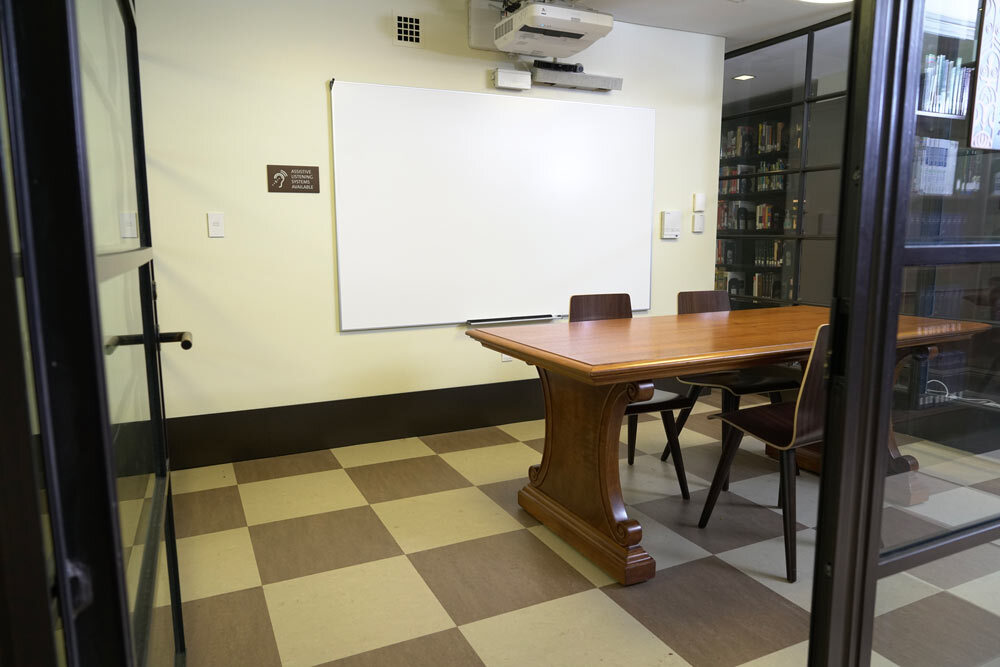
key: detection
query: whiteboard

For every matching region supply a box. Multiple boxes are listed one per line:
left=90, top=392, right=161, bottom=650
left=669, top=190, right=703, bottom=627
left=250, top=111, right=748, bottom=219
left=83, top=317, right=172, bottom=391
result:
left=331, top=81, right=654, bottom=330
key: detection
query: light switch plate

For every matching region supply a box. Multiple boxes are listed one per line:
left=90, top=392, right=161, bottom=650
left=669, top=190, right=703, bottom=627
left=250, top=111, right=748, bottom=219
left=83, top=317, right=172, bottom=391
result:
left=660, top=210, right=681, bottom=239
left=119, top=211, right=138, bottom=239
left=692, top=212, right=705, bottom=233
left=692, top=192, right=706, bottom=213
left=207, top=212, right=225, bottom=238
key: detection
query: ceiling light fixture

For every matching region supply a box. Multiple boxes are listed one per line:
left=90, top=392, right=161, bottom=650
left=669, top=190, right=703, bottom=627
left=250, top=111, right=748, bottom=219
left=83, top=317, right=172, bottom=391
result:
left=733, top=74, right=755, bottom=81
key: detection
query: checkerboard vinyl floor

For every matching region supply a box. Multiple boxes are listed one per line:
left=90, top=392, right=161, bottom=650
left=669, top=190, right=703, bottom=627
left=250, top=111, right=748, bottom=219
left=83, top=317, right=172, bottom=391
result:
left=123, top=394, right=1000, bottom=667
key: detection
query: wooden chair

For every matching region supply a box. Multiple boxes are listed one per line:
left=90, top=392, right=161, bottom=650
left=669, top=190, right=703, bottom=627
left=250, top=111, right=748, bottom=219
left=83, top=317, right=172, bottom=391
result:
left=671, top=291, right=803, bottom=486
left=698, top=324, right=830, bottom=582
left=568, top=294, right=696, bottom=499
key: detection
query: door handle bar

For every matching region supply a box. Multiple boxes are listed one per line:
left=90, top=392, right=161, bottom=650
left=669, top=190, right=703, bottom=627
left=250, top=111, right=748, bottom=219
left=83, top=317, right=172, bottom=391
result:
left=104, top=331, right=192, bottom=355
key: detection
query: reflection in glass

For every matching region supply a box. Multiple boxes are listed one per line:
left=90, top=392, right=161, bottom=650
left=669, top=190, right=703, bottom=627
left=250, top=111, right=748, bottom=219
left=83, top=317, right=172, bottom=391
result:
left=723, top=36, right=808, bottom=115
left=802, top=170, right=841, bottom=236
left=810, top=21, right=851, bottom=97
left=76, top=0, right=141, bottom=254
left=885, top=264, right=1000, bottom=552
left=806, top=97, right=847, bottom=167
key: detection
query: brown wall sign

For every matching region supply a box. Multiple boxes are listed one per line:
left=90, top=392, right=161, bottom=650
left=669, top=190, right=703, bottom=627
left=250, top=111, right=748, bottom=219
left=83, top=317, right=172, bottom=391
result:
left=267, top=165, right=320, bottom=193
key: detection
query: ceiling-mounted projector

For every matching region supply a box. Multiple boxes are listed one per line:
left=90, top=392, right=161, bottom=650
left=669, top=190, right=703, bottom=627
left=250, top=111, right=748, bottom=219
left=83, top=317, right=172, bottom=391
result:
left=493, top=2, right=613, bottom=58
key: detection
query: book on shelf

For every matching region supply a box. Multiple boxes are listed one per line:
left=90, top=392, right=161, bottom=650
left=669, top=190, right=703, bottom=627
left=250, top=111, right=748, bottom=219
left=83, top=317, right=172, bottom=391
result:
left=750, top=271, right=782, bottom=298
left=753, top=240, right=784, bottom=267
left=720, top=125, right=754, bottom=159
left=717, top=200, right=755, bottom=230
left=757, top=121, right=786, bottom=154
left=920, top=53, right=973, bottom=116
left=756, top=159, right=786, bottom=192
left=716, top=240, right=739, bottom=265
left=912, top=136, right=958, bottom=195
left=955, top=150, right=982, bottom=193
left=720, top=164, right=755, bottom=194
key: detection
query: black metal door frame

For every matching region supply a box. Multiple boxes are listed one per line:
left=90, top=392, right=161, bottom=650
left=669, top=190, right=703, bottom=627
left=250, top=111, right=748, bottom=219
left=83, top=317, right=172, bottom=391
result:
left=1, top=0, right=184, bottom=663
left=810, top=0, right=1000, bottom=663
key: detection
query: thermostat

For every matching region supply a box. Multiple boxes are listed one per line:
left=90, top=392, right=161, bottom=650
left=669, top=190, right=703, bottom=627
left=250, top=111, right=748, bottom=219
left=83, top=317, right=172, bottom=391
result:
left=660, top=210, right=681, bottom=239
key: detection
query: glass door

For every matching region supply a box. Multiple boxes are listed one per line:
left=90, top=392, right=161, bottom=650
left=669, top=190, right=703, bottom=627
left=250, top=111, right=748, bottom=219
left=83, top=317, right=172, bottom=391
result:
left=812, top=0, right=1000, bottom=663
left=1, top=0, right=187, bottom=664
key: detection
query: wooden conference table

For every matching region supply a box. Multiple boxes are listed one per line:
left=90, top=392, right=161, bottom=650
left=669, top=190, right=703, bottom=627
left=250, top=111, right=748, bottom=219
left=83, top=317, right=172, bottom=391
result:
left=467, top=305, right=989, bottom=585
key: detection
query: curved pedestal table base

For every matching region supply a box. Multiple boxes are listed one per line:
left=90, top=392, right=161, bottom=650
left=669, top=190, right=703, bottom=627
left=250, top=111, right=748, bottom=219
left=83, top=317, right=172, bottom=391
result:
left=517, top=368, right=656, bottom=586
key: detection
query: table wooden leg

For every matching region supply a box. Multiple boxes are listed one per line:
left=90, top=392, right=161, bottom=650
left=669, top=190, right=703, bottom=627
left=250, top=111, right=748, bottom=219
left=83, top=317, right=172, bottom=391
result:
left=518, top=368, right=655, bottom=586
left=886, top=347, right=936, bottom=476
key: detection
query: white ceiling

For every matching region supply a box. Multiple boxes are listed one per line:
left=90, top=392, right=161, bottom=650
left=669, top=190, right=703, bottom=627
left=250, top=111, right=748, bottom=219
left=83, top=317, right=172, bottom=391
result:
left=583, top=0, right=852, bottom=51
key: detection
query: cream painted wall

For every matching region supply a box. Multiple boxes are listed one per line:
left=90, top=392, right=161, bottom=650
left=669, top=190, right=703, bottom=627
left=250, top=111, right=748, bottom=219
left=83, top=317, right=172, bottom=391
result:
left=136, top=0, right=724, bottom=418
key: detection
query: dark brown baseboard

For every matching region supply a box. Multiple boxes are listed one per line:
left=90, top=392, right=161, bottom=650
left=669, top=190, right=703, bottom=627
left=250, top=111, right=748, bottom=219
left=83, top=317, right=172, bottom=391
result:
left=167, top=378, right=545, bottom=469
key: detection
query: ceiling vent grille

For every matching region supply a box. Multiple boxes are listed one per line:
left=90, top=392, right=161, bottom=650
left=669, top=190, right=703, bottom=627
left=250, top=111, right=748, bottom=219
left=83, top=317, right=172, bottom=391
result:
left=396, top=15, right=421, bottom=44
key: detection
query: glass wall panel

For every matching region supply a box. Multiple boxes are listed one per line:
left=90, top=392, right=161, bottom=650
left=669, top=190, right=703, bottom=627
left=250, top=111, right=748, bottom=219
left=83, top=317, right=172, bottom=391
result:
left=810, top=21, right=851, bottom=96
left=807, top=97, right=847, bottom=167
left=76, top=0, right=141, bottom=254
left=802, top=169, right=841, bottom=236
left=723, top=36, right=809, bottom=115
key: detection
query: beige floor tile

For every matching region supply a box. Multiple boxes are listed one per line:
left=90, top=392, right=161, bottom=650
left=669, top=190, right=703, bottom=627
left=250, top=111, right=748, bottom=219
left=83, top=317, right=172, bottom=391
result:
left=738, top=642, right=901, bottom=667
left=950, top=570, right=1000, bottom=617
left=332, top=437, right=435, bottom=468
left=118, top=498, right=144, bottom=547
left=622, top=419, right=718, bottom=455
left=264, top=555, right=453, bottom=666
left=528, top=525, right=616, bottom=587
left=691, top=401, right=717, bottom=415
left=238, top=469, right=366, bottom=525
left=460, top=589, right=689, bottom=666
left=496, top=419, right=546, bottom=442
left=903, top=487, right=1000, bottom=527
left=619, top=453, right=709, bottom=505
left=171, top=463, right=236, bottom=495
left=171, top=527, right=261, bottom=604
left=898, top=441, right=972, bottom=469
left=372, top=487, right=522, bottom=553
left=921, top=454, right=1000, bottom=486
left=874, top=572, right=941, bottom=616
left=440, top=442, right=541, bottom=486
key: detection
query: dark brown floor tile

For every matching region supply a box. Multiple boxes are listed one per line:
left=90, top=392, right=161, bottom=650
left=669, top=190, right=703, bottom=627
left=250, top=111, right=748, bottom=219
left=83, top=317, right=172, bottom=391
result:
left=603, top=556, right=809, bottom=667
left=147, top=588, right=281, bottom=667
left=407, top=530, right=592, bottom=625
left=973, top=477, right=1000, bottom=497
left=635, top=489, right=801, bottom=553
left=419, top=426, right=517, bottom=454
left=880, top=506, right=949, bottom=551
left=908, top=542, right=1000, bottom=589
left=172, top=485, right=247, bottom=539
left=249, top=506, right=401, bottom=584
left=233, top=449, right=340, bottom=484
left=523, top=437, right=545, bottom=454
left=345, top=455, right=471, bottom=504
left=873, top=592, right=1000, bottom=667
left=478, top=477, right=539, bottom=527
left=117, top=474, right=149, bottom=501
left=683, top=411, right=722, bottom=441
left=318, top=629, right=484, bottom=667
left=679, top=443, right=777, bottom=483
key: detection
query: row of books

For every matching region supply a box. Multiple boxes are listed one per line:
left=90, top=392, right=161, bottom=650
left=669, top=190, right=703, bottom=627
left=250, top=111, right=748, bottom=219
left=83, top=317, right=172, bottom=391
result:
left=905, top=213, right=970, bottom=240
left=912, top=136, right=958, bottom=195
left=920, top=53, right=972, bottom=117
left=715, top=240, right=787, bottom=268
left=719, top=164, right=755, bottom=194
left=955, top=151, right=983, bottom=193
left=756, top=159, right=786, bottom=192
left=753, top=203, right=783, bottom=230
left=713, top=269, right=791, bottom=300
left=716, top=200, right=795, bottom=231
left=720, top=122, right=801, bottom=159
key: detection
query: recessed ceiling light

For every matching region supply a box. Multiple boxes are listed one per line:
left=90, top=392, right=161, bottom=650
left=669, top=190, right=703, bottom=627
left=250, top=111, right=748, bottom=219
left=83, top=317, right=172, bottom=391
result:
left=733, top=74, right=755, bottom=81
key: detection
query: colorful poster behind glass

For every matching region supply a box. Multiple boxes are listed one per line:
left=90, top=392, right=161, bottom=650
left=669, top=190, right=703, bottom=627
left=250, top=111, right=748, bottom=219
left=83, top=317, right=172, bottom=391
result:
left=971, top=0, right=1000, bottom=149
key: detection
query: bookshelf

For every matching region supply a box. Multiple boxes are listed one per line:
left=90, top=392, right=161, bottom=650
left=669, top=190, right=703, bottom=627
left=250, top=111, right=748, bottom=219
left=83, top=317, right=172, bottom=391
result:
left=716, top=17, right=850, bottom=308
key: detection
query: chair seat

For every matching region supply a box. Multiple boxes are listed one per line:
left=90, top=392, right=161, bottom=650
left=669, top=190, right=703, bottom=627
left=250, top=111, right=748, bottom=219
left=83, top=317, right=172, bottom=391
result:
left=714, top=401, right=819, bottom=450
left=679, top=364, right=802, bottom=396
left=624, top=388, right=690, bottom=414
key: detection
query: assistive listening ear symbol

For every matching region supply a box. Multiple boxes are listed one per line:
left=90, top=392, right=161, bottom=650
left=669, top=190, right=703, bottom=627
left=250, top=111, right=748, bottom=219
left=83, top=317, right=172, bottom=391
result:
left=272, top=169, right=288, bottom=188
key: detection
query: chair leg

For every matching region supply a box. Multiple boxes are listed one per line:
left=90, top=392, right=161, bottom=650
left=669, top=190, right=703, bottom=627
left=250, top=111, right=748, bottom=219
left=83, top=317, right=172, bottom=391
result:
left=675, top=386, right=702, bottom=435
left=779, top=449, right=798, bottom=583
left=627, top=413, right=638, bottom=465
left=660, top=411, right=689, bottom=500
left=698, top=427, right=743, bottom=528
left=721, top=392, right=741, bottom=492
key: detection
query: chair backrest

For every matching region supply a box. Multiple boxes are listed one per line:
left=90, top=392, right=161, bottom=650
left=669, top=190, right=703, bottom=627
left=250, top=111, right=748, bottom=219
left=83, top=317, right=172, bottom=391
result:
left=790, top=323, right=831, bottom=448
left=677, top=290, right=731, bottom=315
left=568, top=293, right=632, bottom=322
